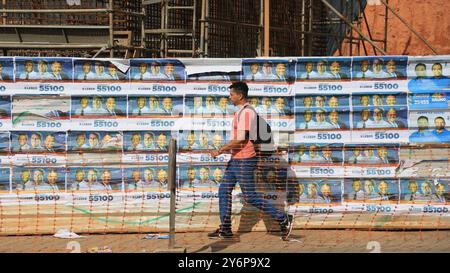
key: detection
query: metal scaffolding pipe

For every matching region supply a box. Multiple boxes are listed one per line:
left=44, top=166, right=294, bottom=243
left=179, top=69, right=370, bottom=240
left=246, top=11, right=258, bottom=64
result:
left=320, top=0, right=387, bottom=55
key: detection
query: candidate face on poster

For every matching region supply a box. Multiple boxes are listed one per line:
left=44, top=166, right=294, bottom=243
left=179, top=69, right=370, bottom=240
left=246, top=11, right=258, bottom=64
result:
left=123, top=166, right=168, bottom=190
left=400, top=179, right=448, bottom=203
left=248, top=96, right=293, bottom=116
left=178, top=165, right=225, bottom=188
left=0, top=58, right=14, bottom=82
left=128, top=95, right=183, bottom=117
left=344, top=179, right=399, bottom=203
left=184, top=95, right=237, bottom=117
left=15, top=57, right=73, bottom=81
left=407, top=57, right=450, bottom=93
left=296, top=58, right=351, bottom=81
left=68, top=131, right=122, bottom=151
left=242, top=59, right=293, bottom=82
left=178, top=130, right=228, bottom=151
left=0, top=132, right=9, bottom=152
left=71, top=96, right=127, bottom=118
left=352, top=106, right=408, bottom=129
left=67, top=167, right=122, bottom=191
left=12, top=167, right=65, bottom=191
left=295, top=108, right=350, bottom=130
left=352, top=56, right=407, bottom=80
left=129, top=59, right=185, bottom=81
left=344, top=145, right=399, bottom=165
left=0, top=168, right=10, bottom=191
left=10, top=131, right=66, bottom=153
left=123, top=131, right=171, bottom=152
left=296, top=179, right=342, bottom=204
left=0, top=95, right=11, bottom=120
left=408, top=112, right=450, bottom=143
left=74, top=59, right=127, bottom=81
left=289, top=144, right=343, bottom=164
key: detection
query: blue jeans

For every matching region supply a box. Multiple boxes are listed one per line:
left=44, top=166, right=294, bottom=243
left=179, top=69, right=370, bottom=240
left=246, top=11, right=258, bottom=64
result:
left=219, top=157, right=286, bottom=231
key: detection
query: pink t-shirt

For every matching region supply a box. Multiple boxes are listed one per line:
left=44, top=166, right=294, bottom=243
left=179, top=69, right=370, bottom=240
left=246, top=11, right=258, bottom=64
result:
left=230, top=103, right=257, bottom=159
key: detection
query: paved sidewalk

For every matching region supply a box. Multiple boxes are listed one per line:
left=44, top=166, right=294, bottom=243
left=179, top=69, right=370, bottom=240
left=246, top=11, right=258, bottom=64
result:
left=0, top=229, right=448, bottom=253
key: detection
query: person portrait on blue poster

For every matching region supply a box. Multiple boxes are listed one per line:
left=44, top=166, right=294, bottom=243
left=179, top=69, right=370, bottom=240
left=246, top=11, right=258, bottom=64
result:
left=296, top=58, right=351, bottom=80
left=346, top=179, right=398, bottom=202
left=296, top=108, right=350, bottom=130
left=68, top=168, right=121, bottom=191
left=353, top=107, right=407, bottom=129
left=409, top=116, right=440, bottom=143
left=401, top=180, right=446, bottom=202
left=75, top=60, right=122, bottom=81
left=0, top=58, right=14, bottom=81
left=0, top=132, right=9, bottom=152
left=72, top=96, right=126, bottom=117
left=408, top=61, right=450, bottom=92
left=0, top=168, right=10, bottom=191
left=0, top=95, right=11, bottom=119
left=298, top=180, right=342, bottom=204
left=290, top=144, right=343, bottom=164
left=11, top=131, right=66, bottom=153
left=242, top=59, right=292, bottom=82
left=185, top=95, right=237, bottom=116
left=128, top=96, right=183, bottom=117
left=16, top=58, right=72, bottom=81
left=13, top=167, right=65, bottom=191
left=124, top=168, right=159, bottom=190
left=130, top=59, right=185, bottom=81
left=352, top=57, right=407, bottom=80
left=345, top=145, right=398, bottom=165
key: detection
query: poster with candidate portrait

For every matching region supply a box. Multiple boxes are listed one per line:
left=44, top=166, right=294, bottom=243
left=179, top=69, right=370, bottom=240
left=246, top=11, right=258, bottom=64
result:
left=12, top=166, right=66, bottom=192
left=408, top=110, right=450, bottom=143
left=0, top=95, right=12, bottom=130
left=68, top=131, right=122, bottom=152
left=343, top=178, right=399, bottom=204
left=126, top=95, right=183, bottom=131
left=13, top=57, right=73, bottom=95
left=177, top=164, right=225, bottom=189
left=70, top=95, right=127, bottom=130
left=293, top=93, right=351, bottom=143
left=295, top=179, right=342, bottom=205
left=66, top=167, right=122, bottom=192
left=11, top=95, right=70, bottom=130
left=294, top=57, right=352, bottom=93
left=0, top=168, right=11, bottom=191
left=241, top=58, right=293, bottom=96
left=0, top=57, right=14, bottom=93
left=407, top=56, right=450, bottom=93
left=344, top=144, right=399, bottom=178
left=400, top=179, right=448, bottom=204
left=289, top=143, right=344, bottom=178
left=122, top=166, right=168, bottom=191
left=128, top=59, right=186, bottom=94
left=351, top=56, right=408, bottom=92
left=72, top=58, right=130, bottom=95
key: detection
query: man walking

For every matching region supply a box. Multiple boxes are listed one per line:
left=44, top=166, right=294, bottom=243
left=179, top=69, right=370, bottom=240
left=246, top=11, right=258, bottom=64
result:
left=209, top=82, right=292, bottom=240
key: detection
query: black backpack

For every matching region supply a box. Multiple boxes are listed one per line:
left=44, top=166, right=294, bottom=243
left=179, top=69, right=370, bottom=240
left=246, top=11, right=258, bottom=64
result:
left=238, top=105, right=275, bottom=153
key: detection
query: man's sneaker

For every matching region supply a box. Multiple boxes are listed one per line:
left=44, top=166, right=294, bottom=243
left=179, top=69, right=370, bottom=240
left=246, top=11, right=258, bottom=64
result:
left=280, top=214, right=293, bottom=240
left=208, top=228, right=234, bottom=239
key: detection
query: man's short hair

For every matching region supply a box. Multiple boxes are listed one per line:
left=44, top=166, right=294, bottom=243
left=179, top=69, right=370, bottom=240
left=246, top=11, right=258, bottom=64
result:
left=229, top=82, right=249, bottom=99
left=417, top=116, right=428, bottom=122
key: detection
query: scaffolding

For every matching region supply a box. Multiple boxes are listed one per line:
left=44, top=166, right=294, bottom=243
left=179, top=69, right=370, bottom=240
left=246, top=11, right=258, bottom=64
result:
left=0, top=0, right=145, bottom=57
left=141, top=0, right=390, bottom=58
left=0, top=1, right=437, bottom=58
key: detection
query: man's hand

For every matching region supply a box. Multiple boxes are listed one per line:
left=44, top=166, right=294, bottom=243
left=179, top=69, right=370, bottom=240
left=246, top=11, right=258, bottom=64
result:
left=210, top=150, right=220, bottom=158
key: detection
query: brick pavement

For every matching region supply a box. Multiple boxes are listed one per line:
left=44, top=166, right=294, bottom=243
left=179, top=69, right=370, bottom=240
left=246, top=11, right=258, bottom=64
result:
left=0, top=229, right=448, bottom=253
